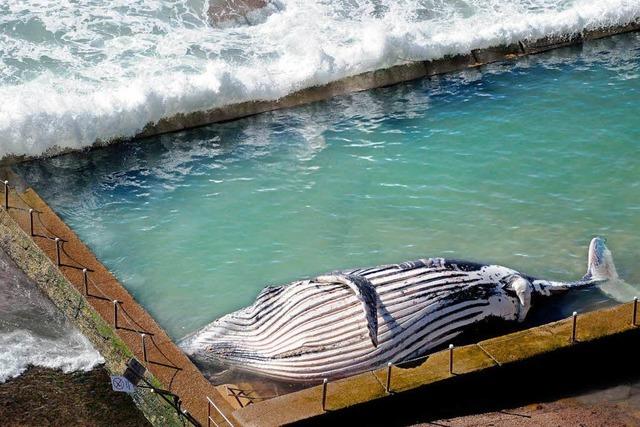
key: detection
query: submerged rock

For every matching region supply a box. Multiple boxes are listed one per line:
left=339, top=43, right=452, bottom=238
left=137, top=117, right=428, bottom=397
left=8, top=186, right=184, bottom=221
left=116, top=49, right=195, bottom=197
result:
left=207, top=0, right=282, bottom=27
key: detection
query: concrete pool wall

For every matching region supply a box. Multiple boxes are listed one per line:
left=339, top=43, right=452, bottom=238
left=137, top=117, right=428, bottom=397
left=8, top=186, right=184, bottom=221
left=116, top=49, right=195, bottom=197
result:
left=1, top=22, right=640, bottom=427
left=136, top=25, right=639, bottom=143
left=2, top=169, right=640, bottom=426
left=69, top=21, right=640, bottom=144
left=0, top=20, right=639, bottom=166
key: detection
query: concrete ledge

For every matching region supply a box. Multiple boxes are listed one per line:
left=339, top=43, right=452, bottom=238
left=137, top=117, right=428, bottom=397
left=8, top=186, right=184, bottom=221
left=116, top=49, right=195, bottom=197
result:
left=135, top=60, right=430, bottom=140
left=64, top=21, right=640, bottom=146
left=520, top=33, right=583, bottom=55
left=583, top=21, right=640, bottom=40
left=372, top=345, right=496, bottom=394
left=478, top=325, right=569, bottom=365
left=472, top=43, right=523, bottom=64
left=0, top=208, right=183, bottom=426
left=545, top=302, right=635, bottom=342
left=301, top=326, right=640, bottom=426
left=481, top=303, right=636, bottom=365
left=2, top=21, right=639, bottom=166
left=424, top=54, right=476, bottom=77
left=323, top=372, right=387, bottom=411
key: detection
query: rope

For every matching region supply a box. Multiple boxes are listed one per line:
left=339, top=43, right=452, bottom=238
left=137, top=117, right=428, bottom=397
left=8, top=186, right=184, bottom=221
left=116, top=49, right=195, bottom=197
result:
left=3, top=182, right=192, bottom=422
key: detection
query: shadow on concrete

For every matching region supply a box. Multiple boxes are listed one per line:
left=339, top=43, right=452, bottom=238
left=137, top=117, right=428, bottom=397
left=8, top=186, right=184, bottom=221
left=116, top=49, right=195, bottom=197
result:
left=300, top=328, right=640, bottom=426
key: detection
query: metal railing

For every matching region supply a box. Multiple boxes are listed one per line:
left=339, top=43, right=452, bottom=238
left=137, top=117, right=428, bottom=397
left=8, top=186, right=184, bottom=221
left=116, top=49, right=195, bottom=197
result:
left=315, top=300, right=640, bottom=412
left=4, top=181, right=639, bottom=421
left=1, top=181, right=218, bottom=427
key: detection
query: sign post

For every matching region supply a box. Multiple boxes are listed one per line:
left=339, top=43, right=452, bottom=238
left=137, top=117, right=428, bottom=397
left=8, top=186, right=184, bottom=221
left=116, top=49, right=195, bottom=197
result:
left=110, top=375, right=136, bottom=393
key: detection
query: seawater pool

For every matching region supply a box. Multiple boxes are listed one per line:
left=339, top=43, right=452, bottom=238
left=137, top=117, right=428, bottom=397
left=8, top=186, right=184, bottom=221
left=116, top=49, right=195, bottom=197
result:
left=16, top=33, right=640, bottom=342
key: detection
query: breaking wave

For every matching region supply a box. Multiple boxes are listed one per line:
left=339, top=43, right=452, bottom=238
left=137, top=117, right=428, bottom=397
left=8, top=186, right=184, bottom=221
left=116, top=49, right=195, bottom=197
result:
left=1, top=0, right=639, bottom=158
left=0, top=330, right=104, bottom=383
left=0, top=250, right=103, bottom=383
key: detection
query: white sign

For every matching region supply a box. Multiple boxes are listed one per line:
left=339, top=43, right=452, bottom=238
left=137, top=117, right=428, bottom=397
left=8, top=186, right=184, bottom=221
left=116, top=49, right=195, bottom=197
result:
left=111, top=375, right=136, bottom=393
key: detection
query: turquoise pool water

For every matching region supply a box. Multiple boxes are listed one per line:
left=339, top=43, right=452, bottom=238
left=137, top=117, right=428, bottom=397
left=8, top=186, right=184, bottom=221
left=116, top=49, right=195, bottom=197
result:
left=18, top=33, right=640, bottom=340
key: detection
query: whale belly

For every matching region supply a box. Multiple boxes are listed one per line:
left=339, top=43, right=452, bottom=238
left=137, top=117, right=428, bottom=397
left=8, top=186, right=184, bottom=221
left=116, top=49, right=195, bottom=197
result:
left=182, top=260, right=519, bottom=381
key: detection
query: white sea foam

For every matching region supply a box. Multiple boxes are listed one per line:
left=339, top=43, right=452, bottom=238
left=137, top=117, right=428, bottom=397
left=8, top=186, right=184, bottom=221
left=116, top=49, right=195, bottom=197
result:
left=0, top=329, right=104, bottom=383
left=0, top=250, right=104, bottom=383
left=0, top=0, right=639, bottom=158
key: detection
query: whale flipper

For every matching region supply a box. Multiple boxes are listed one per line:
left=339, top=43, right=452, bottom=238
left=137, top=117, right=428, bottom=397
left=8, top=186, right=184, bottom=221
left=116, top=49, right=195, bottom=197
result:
left=315, top=273, right=379, bottom=347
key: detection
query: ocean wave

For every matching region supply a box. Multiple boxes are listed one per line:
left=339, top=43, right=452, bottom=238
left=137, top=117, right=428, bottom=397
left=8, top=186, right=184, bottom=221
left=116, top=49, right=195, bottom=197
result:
left=0, top=250, right=104, bottom=383
left=0, top=329, right=104, bottom=383
left=1, top=0, right=639, bottom=158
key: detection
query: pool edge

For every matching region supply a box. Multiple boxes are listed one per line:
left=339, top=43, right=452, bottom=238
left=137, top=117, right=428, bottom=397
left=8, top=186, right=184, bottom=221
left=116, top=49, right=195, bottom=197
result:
left=2, top=167, right=640, bottom=426
left=0, top=169, right=237, bottom=427
left=232, top=302, right=640, bottom=426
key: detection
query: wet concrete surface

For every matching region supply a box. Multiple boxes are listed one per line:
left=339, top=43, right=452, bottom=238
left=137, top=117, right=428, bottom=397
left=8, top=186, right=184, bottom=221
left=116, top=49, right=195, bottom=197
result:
left=422, top=379, right=640, bottom=426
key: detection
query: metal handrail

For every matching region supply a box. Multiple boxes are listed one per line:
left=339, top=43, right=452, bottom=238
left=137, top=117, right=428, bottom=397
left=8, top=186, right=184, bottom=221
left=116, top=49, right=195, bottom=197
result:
left=2, top=181, right=202, bottom=426
left=207, top=396, right=235, bottom=427
left=318, top=300, right=640, bottom=410
left=6, top=180, right=640, bottom=424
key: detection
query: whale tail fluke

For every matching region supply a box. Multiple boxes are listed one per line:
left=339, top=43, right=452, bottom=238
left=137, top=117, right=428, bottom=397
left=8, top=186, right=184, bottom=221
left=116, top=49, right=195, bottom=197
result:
left=585, top=237, right=618, bottom=282
left=585, top=237, right=638, bottom=302
left=532, top=237, right=620, bottom=295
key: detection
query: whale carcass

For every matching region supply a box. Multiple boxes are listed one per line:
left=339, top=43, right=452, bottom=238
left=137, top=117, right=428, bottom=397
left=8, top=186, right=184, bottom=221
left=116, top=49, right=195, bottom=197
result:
left=181, top=237, right=618, bottom=382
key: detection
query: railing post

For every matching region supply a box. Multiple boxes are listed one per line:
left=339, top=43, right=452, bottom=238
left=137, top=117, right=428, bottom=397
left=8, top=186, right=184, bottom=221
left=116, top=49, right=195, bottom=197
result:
left=571, top=311, right=578, bottom=343
left=321, top=378, right=328, bottom=411
left=141, top=333, right=148, bottom=363
left=82, top=268, right=88, bottom=295
left=29, top=209, right=34, bottom=236
left=385, top=362, right=392, bottom=394
left=633, top=297, right=638, bottom=327
left=207, top=398, right=211, bottom=427
left=449, top=344, right=454, bottom=375
left=113, top=300, right=119, bottom=328
left=54, top=237, right=61, bottom=266
left=3, top=180, right=8, bottom=210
